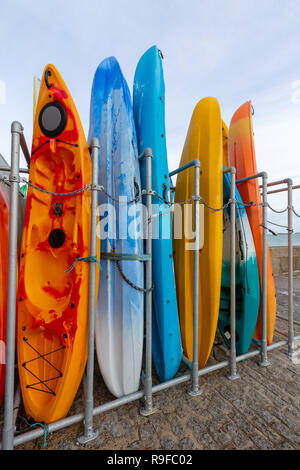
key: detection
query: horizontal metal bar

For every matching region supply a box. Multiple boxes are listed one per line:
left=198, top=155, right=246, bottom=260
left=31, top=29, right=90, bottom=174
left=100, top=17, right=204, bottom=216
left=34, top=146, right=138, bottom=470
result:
left=4, top=336, right=298, bottom=449
left=266, top=185, right=300, bottom=195
left=236, top=171, right=267, bottom=185
left=0, top=167, right=29, bottom=174
left=266, top=188, right=288, bottom=195
left=261, top=179, right=290, bottom=189
left=169, top=159, right=200, bottom=178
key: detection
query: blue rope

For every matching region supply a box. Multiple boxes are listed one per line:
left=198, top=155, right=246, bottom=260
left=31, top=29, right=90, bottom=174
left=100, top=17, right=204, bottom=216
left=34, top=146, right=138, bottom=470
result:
left=66, top=256, right=101, bottom=273
left=16, top=416, right=49, bottom=447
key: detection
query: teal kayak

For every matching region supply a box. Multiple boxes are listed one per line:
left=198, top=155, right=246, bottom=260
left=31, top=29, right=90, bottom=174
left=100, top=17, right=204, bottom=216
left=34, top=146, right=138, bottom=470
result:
left=218, top=170, right=260, bottom=355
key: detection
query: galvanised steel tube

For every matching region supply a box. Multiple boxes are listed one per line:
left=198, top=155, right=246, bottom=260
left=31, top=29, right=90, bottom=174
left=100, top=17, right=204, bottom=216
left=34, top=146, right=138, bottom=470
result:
left=141, top=147, right=154, bottom=416
left=169, top=159, right=201, bottom=178
left=0, top=167, right=29, bottom=174
left=287, top=179, right=294, bottom=356
left=228, top=167, right=239, bottom=380
left=5, top=335, right=300, bottom=449
left=2, top=122, right=22, bottom=450
left=189, top=160, right=202, bottom=396
left=259, top=172, right=270, bottom=367
left=236, top=172, right=266, bottom=185
left=262, top=179, right=291, bottom=188
left=265, top=184, right=300, bottom=195
left=259, top=177, right=297, bottom=357
left=77, top=139, right=100, bottom=443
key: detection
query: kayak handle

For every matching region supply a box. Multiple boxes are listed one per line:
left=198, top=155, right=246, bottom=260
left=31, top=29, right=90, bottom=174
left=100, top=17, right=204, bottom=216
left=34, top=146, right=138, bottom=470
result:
left=45, top=70, right=52, bottom=89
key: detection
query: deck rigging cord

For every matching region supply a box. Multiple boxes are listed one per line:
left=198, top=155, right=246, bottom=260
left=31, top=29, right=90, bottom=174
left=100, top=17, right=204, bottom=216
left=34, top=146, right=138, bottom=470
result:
left=21, top=337, right=65, bottom=396
left=66, top=255, right=102, bottom=273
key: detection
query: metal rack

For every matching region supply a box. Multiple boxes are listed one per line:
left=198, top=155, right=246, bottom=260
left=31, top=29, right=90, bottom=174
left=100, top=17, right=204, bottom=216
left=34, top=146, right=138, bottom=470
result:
left=1, top=121, right=299, bottom=450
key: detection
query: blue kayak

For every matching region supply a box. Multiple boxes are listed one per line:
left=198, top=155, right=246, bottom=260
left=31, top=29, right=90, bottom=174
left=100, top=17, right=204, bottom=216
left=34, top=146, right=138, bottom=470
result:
left=218, top=170, right=260, bottom=355
left=133, top=45, right=182, bottom=382
left=88, top=57, right=144, bottom=397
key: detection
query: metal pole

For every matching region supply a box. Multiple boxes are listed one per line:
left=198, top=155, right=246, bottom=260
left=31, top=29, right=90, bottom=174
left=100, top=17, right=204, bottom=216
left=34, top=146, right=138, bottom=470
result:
left=264, top=184, right=300, bottom=195
left=188, top=160, right=202, bottom=396
left=140, top=148, right=156, bottom=416
left=3, top=334, right=300, bottom=449
left=287, top=179, right=295, bottom=357
left=77, top=138, right=100, bottom=444
left=2, top=122, right=22, bottom=450
left=259, top=172, right=270, bottom=367
left=169, top=159, right=201, bottom=178
left=228, top=167, right=240, bottom=380
left=0, top=167, right=29, bottom=174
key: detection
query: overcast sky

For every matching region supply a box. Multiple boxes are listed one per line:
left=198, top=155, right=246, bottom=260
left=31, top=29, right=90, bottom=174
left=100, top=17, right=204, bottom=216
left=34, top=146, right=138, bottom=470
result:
left=1, top=0, right=300, bottom=231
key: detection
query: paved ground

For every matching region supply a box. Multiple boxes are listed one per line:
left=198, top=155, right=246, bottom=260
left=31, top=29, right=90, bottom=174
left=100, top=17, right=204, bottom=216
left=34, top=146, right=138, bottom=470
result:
left=5, top=274, right=300, bottom=450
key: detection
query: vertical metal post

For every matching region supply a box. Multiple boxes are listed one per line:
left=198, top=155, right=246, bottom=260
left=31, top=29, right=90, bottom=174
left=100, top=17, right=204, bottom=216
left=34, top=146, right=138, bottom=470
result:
left=188, top=161, right=202, bottom=396
left=259, top=172, right=270, bottom=367
left=77, top=138, right=100, bottom=444
left=228, top=167, right=240, bottom=380
left=2, top=122, right=22, bottom=450
left=141, top=148, right=156, bottom=416
left=287, top=179, right=295, bottom=357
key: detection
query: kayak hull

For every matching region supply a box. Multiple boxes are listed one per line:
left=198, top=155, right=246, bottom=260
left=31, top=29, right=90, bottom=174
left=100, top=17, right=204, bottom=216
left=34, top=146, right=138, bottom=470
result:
left=133, top=45, right=182, bottom=382
left=89, top=57, right=144, bottom=398
left=17, top=64, right=92, bottom=423
left=228, top=101, right=276, bottom=345
left=218, top=170, right=260, bottom=355
left=173, top=97, right=223, bottom=368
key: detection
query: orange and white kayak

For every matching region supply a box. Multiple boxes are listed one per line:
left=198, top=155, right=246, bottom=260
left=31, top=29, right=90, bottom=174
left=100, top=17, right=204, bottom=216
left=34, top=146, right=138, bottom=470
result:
left=228, top=101, right=276, bottom=344
left=17, top=64, right=93, bottom=423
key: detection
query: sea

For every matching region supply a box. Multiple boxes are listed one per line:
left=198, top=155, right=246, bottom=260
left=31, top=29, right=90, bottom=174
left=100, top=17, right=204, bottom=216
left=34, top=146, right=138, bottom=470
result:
left=267, top=232, right=300, bottom=247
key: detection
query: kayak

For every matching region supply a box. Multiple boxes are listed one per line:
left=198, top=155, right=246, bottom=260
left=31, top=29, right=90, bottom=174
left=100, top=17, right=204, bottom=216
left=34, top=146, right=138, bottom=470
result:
left=88, top=57, right=144, bottom=398
left=218, top=168, right=260, bottom=355
left=17, top=64, right=93, bottom=423
left=173, top=97, right=223, bottom=368
left=228, top=101, right=276, bottom=344
left=133, top=45, right=182, bottom=382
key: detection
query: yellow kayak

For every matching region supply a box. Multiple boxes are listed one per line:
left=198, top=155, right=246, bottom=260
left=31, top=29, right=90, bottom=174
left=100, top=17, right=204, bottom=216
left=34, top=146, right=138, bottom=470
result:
left=173, top=97, right=223, bottom=368
left=222, top=120, right=229, bottom=168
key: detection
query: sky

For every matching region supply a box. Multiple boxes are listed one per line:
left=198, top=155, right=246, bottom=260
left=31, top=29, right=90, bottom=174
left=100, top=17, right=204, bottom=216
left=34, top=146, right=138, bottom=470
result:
left=0, top=0, right=300, bottom=232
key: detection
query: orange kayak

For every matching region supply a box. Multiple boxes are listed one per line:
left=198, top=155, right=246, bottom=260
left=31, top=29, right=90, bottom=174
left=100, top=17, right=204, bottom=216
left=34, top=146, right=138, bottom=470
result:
left=228, top=101, right=276, bottom=345
left=0, top=182, right=9, bottom=405
left=17, top=64, right=93, bottom=423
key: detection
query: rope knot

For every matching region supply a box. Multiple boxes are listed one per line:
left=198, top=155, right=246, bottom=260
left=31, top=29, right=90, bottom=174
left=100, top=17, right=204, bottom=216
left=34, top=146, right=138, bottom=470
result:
left=66, top=256, right=101, bottom=273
